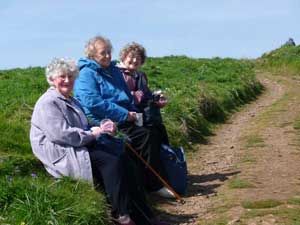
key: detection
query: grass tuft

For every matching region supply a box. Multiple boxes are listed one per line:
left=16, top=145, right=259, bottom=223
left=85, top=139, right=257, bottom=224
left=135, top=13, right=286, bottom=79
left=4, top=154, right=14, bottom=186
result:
left=287, top=196, right=300, bottom=205
left=228, top=177, right=255, bottom=189
left=241, top=155, right=257, bottom=163
left=293, top=119, right=300, bottom=130
left=244, top=134, right=265, bottom=148
left=242, top=199, right=282, bottom=209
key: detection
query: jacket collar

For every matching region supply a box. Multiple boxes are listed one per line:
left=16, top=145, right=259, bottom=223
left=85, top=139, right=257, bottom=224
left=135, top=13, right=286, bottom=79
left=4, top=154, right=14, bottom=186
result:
left=78, top=58, right=118, bottom=78
left=116, top=62, right=139, bottom=78
left=47, top=87, right=73, bottom=102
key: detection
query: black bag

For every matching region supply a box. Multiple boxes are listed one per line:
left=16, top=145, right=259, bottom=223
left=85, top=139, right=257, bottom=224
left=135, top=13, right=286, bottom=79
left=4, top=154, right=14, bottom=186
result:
left=160, top=144, right=187, bottom=194
left=143, top=103, right=163, bottom=125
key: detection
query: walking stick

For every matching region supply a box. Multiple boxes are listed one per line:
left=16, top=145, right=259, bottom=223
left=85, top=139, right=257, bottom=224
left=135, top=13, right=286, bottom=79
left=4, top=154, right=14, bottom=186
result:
left=125, top=142, right=185, bottom=204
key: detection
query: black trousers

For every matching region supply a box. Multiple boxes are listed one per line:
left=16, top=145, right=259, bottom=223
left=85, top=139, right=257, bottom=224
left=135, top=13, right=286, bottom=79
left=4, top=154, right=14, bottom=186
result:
left=89, top=148, right=129, bottom=216
left=118, top=122, right=169, bottom=191
left=89, top=146, right=155, bottom=224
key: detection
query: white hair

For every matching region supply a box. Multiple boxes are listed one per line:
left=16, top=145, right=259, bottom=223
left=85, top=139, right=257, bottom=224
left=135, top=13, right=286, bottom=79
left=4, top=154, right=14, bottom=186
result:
left=84, top=35, right=112, bottom=59
left=45, top=58, right=79, bottom=86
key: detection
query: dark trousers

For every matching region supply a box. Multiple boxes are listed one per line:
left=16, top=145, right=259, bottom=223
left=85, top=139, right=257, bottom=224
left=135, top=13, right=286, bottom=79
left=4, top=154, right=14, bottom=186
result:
left=118, top=122, right=168, bottom=191
left=89, top=148, right=129, bottom=216
left=122, top=151, right=155, bottom=224
left=152, top=122, right=169, bottom=146
left=89, top=147, right=155, bottom=224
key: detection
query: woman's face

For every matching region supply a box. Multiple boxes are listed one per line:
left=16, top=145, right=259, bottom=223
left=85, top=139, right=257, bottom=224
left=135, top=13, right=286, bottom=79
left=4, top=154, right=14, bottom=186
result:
left=93, top=41, right=112, bottom=68
left=122, top=53, right=142, bottom=71
left=52, top=73, right=75, bottom=98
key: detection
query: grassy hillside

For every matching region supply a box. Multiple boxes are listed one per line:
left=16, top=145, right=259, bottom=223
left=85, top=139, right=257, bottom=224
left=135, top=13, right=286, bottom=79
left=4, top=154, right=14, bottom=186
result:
left=143, top=56, right=263, bottom=146
left=0, top=56, right=263, bottom=224
left=258, top=44, right=300, bottom=75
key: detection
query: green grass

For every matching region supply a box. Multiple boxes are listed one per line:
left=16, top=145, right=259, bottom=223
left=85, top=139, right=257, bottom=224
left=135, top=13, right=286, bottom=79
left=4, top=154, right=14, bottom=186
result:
left=241, top=155, right=257, bottom=163
left=242, top=199, right=283, bottom=209
left=0, top=176, right=108, bottom=225
left=258, top=45, right=300, bottom=76
left=293, top=118, right=300, bottom=130
left=0, top=57, right=263, bottom=156
left=288, top=196, right=300, bottom=205
left=243, top=206, right=300, bottom=224
left=244, top=134, right=266, bottom=148
left=0, top=56, right=264, bottom=224
left=0, top=67, right=46, bottom=155
left=2, top=43, right=300, bottom=225
left=198, top=216, right=229, bottom=225
left=143, top=56, right=263, bottom=146
left=228, top=177, right=255, bottom=189
left=0, top=67, right=110, bottom=224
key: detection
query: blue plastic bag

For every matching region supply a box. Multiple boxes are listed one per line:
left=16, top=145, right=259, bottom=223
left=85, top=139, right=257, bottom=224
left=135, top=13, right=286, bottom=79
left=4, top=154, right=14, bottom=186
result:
left=160, top=144, right=187, bottom=194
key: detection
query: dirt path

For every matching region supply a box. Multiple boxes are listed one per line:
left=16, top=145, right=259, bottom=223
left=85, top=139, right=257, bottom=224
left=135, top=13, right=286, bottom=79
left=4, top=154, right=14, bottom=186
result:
left=159, top=72, right=300, bottom=224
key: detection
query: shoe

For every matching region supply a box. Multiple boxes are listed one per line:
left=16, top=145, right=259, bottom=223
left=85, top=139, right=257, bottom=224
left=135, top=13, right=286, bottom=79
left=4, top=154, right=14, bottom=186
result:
left=113, top=215, right=136, bottom=225
left=154, top=187, right=175, bottom=199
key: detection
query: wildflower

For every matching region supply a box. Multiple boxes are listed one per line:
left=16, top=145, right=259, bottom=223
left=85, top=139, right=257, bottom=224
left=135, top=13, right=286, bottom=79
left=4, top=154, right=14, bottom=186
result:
left=31, top=173, right=38, bottom=178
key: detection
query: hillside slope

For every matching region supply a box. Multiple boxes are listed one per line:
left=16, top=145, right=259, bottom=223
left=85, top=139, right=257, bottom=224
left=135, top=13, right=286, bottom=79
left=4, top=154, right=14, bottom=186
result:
left=0, top=57, right=263, bottom=224
left=158, top=45, right=300, bottom=224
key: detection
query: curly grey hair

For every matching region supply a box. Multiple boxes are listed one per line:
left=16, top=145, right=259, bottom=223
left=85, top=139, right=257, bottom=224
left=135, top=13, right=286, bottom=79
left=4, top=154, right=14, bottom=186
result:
left=45, top=58, right=79, bottom=86
left=119, top=42, right=147, bottom=65
left=84, top=35, right=113, bottom=59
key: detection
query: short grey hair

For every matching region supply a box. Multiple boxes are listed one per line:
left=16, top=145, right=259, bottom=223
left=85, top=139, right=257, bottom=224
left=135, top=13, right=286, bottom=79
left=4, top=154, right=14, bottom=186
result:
left=45, top=58, right=79, bottom=86
left=84, top=35, right=113, bottom=59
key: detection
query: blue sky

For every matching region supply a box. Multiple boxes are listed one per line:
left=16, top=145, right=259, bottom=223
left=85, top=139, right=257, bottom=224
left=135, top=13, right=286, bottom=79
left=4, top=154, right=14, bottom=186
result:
left=1, top=0, right=299, bottom=69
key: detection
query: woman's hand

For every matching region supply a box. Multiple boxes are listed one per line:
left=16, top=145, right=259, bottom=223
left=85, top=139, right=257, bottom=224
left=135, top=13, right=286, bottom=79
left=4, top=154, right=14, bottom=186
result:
left=91, top=126, right=102, bottom=138
left=100, top=119, right=116, bottom=136
left=132, top=90, right=144, bottom=104
left=91, top=119, right=116, bottom=138
left=127, top=111, right=137, bottom=122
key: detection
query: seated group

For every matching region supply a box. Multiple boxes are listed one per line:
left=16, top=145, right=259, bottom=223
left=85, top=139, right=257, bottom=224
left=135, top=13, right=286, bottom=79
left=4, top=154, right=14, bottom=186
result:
left=30, top=36, right=175, bottom=225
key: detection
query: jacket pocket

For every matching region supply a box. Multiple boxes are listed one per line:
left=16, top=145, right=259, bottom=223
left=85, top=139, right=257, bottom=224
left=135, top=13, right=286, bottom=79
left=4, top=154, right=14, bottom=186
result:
left=52, top=152, right=67, bottom=165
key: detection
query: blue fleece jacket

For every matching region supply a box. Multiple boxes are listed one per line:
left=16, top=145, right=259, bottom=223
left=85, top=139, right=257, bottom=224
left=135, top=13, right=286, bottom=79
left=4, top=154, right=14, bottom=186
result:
left=74, top=58, right=137, bottom=125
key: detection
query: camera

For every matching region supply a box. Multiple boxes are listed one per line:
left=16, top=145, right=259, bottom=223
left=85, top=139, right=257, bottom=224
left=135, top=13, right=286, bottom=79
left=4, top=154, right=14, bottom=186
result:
left=152, top=93, right=161, bottom=102
left=152, top=90, right=162, bottom=102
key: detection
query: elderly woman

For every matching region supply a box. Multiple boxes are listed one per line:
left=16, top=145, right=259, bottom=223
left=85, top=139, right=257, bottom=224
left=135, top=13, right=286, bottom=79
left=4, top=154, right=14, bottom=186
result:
left=73, top=35, right=174, bottom=198
left=118, top=42, right=169, bottom=145
left=30, top=58, right=167, bottom=225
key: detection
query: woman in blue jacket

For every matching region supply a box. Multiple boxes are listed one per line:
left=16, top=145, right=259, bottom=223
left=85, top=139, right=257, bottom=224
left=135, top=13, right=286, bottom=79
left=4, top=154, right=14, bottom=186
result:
left=74, top=36, right=174, bottom=198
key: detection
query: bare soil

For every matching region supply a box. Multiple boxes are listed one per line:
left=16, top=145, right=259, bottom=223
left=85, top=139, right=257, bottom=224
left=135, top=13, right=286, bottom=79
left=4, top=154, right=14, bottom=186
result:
left=158, top=72, right=300, bottom=225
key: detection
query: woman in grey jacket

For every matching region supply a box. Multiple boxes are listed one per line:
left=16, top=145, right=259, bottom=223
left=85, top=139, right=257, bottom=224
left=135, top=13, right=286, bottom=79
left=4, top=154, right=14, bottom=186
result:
left=30, top=58, right=169, bottom=225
